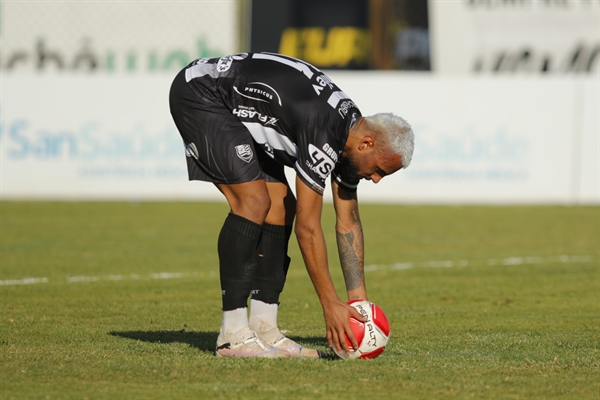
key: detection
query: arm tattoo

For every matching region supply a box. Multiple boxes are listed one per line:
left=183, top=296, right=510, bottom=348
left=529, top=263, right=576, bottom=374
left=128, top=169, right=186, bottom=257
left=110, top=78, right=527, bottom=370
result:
left=336, top=223, right=364, bottom=291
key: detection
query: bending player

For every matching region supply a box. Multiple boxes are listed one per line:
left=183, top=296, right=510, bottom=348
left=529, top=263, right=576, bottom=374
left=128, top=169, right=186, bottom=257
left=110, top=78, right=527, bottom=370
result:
left=169, top=52, right=414, bottom=358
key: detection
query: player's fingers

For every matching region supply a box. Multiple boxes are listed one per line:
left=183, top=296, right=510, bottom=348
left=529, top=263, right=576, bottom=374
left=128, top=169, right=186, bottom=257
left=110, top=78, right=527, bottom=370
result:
left=337, top=327, right=351, bottom=353
left=326, top=328, right=333, bottom=349
left=339, top=333, right=349, bottom=354
left=330, top=329, right=341, bottom=352
left=345, top=325, right=359, bottom=350
left=349, top=306, right=367, bottom=322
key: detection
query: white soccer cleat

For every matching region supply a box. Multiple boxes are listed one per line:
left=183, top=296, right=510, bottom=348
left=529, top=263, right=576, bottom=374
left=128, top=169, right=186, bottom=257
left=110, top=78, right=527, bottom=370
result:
left=215, top=327, right=291, bottom=358
left=260, top=329, right=324, bottom=359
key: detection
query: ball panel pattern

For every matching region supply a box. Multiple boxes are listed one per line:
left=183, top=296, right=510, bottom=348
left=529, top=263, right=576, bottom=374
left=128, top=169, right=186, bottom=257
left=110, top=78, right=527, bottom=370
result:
left=333, top=300, right=390, bottom=360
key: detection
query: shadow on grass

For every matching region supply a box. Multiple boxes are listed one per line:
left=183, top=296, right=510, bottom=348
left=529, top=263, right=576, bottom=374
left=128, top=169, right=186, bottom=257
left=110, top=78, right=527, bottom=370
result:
left=110, top=330, right=219, bottom=353
left=109, top=330, right=335, bottom=358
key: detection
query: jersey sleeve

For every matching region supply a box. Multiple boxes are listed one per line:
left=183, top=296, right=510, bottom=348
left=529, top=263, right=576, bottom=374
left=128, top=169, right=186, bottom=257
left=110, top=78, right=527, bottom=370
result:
left=294, top=109, right=361, bottom=195
left=331, top=162, right=360, bottom=193
left=294, top=127, right=338, bottom=195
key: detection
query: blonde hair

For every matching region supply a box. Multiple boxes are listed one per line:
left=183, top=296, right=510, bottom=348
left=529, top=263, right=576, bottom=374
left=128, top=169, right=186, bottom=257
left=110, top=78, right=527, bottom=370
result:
left=363, top=113, right=414, bottom=168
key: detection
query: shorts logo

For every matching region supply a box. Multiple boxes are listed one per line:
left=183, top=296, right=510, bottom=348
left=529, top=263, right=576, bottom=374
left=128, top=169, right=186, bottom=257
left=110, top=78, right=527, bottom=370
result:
left=235, top=144, right=253, bottom=163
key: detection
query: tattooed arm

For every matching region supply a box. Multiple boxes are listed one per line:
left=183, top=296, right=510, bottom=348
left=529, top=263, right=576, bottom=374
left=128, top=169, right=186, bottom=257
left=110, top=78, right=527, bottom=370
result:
left=295, top=176, right=366, bottom=353
left=332, top=180, right=367, bottom=301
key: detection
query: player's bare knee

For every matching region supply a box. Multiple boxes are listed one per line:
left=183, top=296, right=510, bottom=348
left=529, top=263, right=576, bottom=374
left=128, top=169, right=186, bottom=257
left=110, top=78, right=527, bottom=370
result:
left=241, top=191, right=272, bottom=222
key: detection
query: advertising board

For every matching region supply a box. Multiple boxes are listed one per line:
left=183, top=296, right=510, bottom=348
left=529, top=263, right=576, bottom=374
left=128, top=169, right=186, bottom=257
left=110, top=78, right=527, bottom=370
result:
left=1, top=1, right=236, bottom=73
left=429, top=0, right=599, bottom=74
left=2, top=73, right=597, bottom=204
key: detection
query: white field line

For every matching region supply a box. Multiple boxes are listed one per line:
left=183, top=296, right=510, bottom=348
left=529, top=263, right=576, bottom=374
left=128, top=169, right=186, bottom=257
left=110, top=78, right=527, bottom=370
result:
left=0, top=271, right=216, bottom=287
left=0, top=277, right=49, bottom=286
left=0, top=255, right=595, bottom=287
left=364, top=254, right=594, bottom=272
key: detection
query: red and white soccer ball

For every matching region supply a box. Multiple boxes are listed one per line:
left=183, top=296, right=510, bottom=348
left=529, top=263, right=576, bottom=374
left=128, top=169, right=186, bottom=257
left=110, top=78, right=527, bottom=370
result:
left=333, top=300, right=391, bottom=360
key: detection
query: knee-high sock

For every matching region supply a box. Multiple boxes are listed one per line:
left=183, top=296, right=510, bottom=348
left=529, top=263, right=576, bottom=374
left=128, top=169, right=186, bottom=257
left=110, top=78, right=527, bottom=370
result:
left=218, top=213, right=262, bottom=311
left=250, top=223, right=293, bottom=305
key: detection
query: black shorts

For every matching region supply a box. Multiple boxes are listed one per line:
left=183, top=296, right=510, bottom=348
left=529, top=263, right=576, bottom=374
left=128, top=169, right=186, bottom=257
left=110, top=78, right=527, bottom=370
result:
left=169, top=69, right=288, bottom=185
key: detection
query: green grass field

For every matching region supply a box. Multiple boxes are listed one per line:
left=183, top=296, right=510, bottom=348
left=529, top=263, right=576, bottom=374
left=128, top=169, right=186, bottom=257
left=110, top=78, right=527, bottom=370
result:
left=1, top=202, right=598, bottom=399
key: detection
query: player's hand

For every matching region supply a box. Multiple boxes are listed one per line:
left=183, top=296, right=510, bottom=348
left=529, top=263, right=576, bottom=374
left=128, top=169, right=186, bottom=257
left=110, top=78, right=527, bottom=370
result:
left=323, top=300, right=368, bottom=354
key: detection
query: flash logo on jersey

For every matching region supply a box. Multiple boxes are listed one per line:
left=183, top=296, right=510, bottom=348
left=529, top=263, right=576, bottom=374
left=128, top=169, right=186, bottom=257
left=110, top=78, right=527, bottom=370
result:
left=306, top=143, right=335, bottom=179
left=235, top=144, right=253, bottom=163
left=232, top=107, right=278, bottom=126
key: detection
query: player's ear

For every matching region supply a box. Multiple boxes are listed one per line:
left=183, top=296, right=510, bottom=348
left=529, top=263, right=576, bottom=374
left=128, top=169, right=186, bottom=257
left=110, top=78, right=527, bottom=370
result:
left=359, top=135, right=375, bottom=151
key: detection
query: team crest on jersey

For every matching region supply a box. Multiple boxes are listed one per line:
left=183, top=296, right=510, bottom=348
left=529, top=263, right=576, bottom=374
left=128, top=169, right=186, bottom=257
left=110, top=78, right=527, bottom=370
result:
left=235, top=144, right=253, bottom=163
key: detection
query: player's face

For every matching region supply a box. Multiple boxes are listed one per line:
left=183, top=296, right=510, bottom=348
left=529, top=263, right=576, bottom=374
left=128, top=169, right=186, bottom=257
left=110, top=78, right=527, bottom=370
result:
left=347, top=150, right=403, bottom=183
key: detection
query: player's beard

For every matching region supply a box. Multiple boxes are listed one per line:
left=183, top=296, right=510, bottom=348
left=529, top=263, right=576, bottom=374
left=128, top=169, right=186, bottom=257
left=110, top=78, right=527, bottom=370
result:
left=338, top=153, right=360, bottom=182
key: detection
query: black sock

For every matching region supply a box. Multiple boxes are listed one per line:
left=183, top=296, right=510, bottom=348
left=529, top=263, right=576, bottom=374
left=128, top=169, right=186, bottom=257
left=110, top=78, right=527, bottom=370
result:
left=251, top=223, right=293, bottom=305
left=218, top=213, right=263, bottom=311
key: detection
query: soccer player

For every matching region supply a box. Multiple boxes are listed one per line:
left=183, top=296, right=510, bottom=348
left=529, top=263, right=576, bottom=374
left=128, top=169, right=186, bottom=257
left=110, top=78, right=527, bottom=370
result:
left=169, top=52, right=414, bottom=358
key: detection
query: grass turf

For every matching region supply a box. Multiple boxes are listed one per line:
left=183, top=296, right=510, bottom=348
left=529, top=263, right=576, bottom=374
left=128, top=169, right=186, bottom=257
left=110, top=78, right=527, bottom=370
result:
left=1, top=202, right=598, bottom=399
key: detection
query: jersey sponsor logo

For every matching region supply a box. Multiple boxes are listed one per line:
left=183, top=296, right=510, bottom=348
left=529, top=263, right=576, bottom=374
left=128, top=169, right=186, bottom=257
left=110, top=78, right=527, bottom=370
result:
left=338, top=100, right=357, bottom=118
left=306, top=143, right=335, bottom=179
left=185, top=142, right=199, bottom=160
left=235, top=144, right=253, bottom=163
left=216, top=53, right=249, bottom=72
left=312, top=74, right=334, bottom=96
left=232, top=107, right=278, bottom=126
left=233, top=82, right=282, bottom=106
left=322, top=143, right=338, bottom=163
left=217, top=56, right=234, bottom=72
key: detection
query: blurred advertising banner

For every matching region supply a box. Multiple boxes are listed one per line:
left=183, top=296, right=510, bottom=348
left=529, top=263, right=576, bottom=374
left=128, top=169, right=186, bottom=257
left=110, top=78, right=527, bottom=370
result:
left=0, top=1, right=236, bottom=73
left=1, top=73, right=597, bottom=204
left=429, top=0, right=600, bottom=74
left=249, top=0, right=431, bottom=70
left=323, top=74, right=598, bottom=204
left=250, top=0, right=370, bottom=69
left=0, top=0, right=235, bottom=200
left=0, top=75, right=211, bottom=200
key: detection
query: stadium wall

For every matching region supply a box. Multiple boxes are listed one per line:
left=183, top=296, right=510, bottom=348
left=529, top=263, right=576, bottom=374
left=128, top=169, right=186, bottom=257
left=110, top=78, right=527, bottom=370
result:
left=1, top=0, right=597, bottom=205
left=1, top=73, right=598, bottom=205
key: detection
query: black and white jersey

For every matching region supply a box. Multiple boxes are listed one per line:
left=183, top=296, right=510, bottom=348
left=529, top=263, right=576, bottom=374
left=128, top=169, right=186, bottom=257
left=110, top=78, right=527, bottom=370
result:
left=184, top=52, right=361, bottom=195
